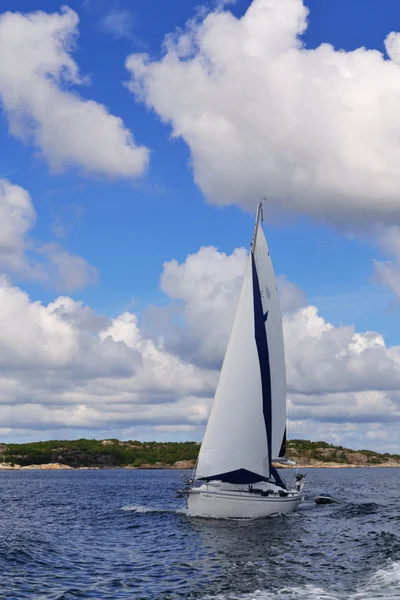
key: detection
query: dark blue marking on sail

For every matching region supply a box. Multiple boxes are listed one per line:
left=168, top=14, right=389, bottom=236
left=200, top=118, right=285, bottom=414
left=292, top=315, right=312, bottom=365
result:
left=251, top=254, right=272, bottom=471
left=279, top=428, right=287, bottom=458
left=199, top=468, right=269, bottom=485
left=264, top=311, right=269, bottom=322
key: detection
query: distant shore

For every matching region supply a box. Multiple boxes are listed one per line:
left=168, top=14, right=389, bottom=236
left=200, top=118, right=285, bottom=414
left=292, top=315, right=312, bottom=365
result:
left=0, top=460, right=196, bottom=471
left=1, top=439, right=399, bottom=470
left=1, top=461, right=400, bottom=470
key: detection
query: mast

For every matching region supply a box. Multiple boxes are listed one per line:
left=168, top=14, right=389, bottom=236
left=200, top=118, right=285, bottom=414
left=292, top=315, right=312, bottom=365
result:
left=194, top=200, right=287, bottom=486
left=251, top=201, right=264, bottom=254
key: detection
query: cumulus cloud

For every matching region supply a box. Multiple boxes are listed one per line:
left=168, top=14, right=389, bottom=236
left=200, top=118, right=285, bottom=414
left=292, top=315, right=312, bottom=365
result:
left=0, top=178, right=97, bottom=291
left=0, top=179, right=39, bottom=277
left=284, top=305, right=400, bottom=396
left=0, top=242, right=399, bottom=450
left=158, top=246, right=400, bottom=397
left=277, top=275, right=307, bottom=313
left=159, top=245, right=248, bottom=367
left=126, top=0, right=400, bottom=225
left=0, top=278, right=215, bottom=439
left=288, top=390, right=400, bottom=424
left=0, top=6, right=149, bottom=177
left=46, top=248, right=99, bottom=292
left=147, top=245, right=400, bottom=452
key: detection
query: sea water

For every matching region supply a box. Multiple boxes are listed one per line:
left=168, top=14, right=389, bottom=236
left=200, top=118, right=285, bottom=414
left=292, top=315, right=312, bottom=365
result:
left=0, top=467, right=399, bottom=599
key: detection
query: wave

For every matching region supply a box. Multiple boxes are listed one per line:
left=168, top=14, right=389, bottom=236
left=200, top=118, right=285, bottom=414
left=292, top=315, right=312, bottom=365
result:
left=201, top=561, right=400, bottom=600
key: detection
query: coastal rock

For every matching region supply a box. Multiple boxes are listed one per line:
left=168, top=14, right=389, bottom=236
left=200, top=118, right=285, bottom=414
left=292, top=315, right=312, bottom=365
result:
left=173, top=460, right=195, bottom=469
left=20, top=463, right=73, bottom=470
left=138, top=462, right=171, bottom=469
left=345, top=452, right=368, bottom=466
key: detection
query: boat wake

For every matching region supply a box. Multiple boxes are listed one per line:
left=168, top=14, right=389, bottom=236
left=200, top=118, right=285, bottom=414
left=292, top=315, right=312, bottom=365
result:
left=122, top=504, right=302, bottom=520
left=121, top=504, right=190, bottom=516
left=201, top=560, right=400, bottom=599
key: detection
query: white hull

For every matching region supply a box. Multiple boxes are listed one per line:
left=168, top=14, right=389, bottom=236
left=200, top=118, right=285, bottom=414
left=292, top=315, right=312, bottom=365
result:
left=187, top=487, right=303, bottom=519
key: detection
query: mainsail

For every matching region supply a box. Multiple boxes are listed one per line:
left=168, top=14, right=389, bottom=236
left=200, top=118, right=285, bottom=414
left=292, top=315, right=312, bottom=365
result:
left=195, top=203, right=287, bottom=485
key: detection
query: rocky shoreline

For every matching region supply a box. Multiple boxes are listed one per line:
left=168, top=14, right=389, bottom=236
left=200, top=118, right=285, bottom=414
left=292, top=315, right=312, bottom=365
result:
left=0, top=460, right=197, bottom=470
left=1, top=439, right=399, bottom=470
left=276, top=461, right=400, bottom=469
left=1, top=460, right=400, bottom=470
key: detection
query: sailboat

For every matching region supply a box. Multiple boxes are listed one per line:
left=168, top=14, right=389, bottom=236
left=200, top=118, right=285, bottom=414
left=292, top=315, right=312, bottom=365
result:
left=186, top=201, right=305, bottom=519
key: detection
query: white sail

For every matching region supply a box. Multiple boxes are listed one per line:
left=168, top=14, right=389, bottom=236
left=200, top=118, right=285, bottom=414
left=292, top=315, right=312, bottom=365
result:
left=252, top=223, right=287, bottom=459
left=195, top=254, right=270, bottom=483
left=195, top=205, right=287, bottom=485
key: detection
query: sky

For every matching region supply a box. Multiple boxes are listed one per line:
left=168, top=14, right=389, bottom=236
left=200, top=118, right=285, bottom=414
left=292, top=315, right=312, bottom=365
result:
left=1, top=0, right=400, bottom=452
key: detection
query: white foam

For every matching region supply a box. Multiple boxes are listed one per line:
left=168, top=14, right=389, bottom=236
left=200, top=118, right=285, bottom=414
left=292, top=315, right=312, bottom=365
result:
left=122, top=505, right=302, bottom=521
left=354, top=560, right=400, bottom=599
left=121, top=504, right=190, bottom=515
left=121, top=505, right=227, bottom=518
left=122, top=505, right=169, bottom=513
left=202, top=588, right=339, bottom=600
left=201, top=561, right=400, bottom=600
left=175, top=508, right=190, bottom=516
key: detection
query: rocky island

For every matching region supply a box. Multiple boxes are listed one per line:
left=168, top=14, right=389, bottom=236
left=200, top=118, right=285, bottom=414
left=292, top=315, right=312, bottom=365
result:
left=0, top=439, right=399, bottom=470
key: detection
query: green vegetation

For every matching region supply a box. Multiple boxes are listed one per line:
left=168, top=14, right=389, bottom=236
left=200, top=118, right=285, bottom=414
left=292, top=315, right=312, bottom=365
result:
left=0, top=438, right=399, bottom=468
left=1, top=439, right=200, bottom=468
left=288, top=439, right=400, bottom=466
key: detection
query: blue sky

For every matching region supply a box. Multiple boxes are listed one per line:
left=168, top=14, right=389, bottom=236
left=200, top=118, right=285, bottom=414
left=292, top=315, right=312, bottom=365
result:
left=1, top=0, right=400, bottom=448
left=1, top=0, right=397, bottom=336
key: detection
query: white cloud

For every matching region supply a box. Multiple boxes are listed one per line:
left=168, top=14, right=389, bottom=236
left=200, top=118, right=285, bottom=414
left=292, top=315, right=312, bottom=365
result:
left=385, top=32, right=400, bottom=65
left=0, top=178, right=97, bottom=292
left=370, top=224, right=400, bottom=300
left=150, top=245, right=400, bottom=453
left=0, top=277, right=216, bottom=440
left=46, top=248, right=99, bottom=292
left=0, top=179, right=43, bottom=279
left=158, top=246, right=400, bottom=399
left=0, top=6, right=149, bottom=178
left=100, top=312, right=215, bottom=395
left=159, top=245, right=248, bottom=367
left=0, top=242, right=399, bottom=451
left=373, top=259, right=400, bottom=300
left=289, top=390, right=400, bottom=424
left=100, top=9, right=135, bottom=39
left=126, top=0, right=400, bottom=225
left=277, top=275, right=307, bottom=313
left=283, top=305, right=400, bottom=396
left=0, top=279, right=78, bottom=368
left=0, top=180, right=35, bottom=253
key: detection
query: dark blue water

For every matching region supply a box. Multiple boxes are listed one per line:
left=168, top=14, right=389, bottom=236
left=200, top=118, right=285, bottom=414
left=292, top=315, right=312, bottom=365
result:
left=1, top=468, right=400, bottom=599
